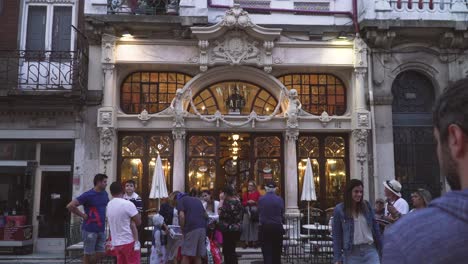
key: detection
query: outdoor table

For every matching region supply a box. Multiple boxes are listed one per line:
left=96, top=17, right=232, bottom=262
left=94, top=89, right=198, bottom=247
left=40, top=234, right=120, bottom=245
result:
left=302, top=224, right=331, bottom=231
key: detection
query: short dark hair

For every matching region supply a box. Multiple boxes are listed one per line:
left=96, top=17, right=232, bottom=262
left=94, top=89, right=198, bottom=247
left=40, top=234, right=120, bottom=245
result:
left=93, top=174, right=108, bottom=186
left=110, top=182, right=123, bottom=196
left=433, top=78, right=468, bottom=143
left=223, top=185, right=235, bottom=197
left=125, top=180, right=136, bottom=186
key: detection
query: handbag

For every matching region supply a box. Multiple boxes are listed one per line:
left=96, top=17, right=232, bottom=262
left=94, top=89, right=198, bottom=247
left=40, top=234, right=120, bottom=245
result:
left=209, top=238, right=222, bottom=264
left=249, top=206, right=259, bottom=222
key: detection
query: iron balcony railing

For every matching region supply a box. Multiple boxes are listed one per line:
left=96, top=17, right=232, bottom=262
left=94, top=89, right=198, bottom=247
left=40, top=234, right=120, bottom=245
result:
left=0, top=49, right=88, bottom=92
left=107, top=0, right=177, bottom=15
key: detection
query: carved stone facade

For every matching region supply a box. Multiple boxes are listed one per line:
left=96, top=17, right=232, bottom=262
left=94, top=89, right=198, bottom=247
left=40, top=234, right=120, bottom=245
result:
left=191, top=6, right=281, bottom=73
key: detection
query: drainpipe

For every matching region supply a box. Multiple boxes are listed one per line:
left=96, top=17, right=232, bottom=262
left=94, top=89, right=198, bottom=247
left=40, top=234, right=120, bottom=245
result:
left=368, top=48, right=379, bottom=202
left=207, top=0, right=359, bottom=34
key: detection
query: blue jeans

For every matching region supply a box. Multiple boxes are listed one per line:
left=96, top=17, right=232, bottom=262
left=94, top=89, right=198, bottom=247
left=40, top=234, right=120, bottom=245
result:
left=81, top=230, right=106, bottom=255
left=344, top=243, right=380, bottom=264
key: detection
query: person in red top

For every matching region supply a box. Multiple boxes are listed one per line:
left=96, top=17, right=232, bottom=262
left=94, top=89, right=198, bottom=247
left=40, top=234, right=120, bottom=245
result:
left=240, top=180, right=261, bottom=248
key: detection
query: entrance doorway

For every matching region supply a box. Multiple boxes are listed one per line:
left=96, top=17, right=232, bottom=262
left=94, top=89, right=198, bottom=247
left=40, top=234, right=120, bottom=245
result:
left=186, top=133, right=283, bottom=198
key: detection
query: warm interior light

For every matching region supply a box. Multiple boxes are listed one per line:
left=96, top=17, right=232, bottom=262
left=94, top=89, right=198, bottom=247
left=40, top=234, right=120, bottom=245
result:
left=337, top=31, right=348, bottom=40
left=328, top=159, right=337, bottom=164
left=232, top=134, right=240, bottom=141
left=233, top=155, right=238, bottom=161
left=121, top=31, right=133, bottom=38
left=232, top=147, right=239, bottom=152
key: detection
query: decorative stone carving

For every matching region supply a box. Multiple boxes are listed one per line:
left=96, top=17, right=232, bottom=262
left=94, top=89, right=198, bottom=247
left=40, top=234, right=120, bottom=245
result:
left=98, top=109, right=114, bottom=127
left=172, top=129, right=186, bottom=140
left=356, top=110, right=371, bottom=130
left=99, top=127, right=114, bottom=174
left=211, top=32, right=261, bottom=66
left=172, top=89, right=186, bottom=128
left=319, top=111, right=332, bottom=127
left=354, top=37, right=368, bottom=68
left=285, top=89, right=301, bottom=128
left=138, top=109, right=151, bottom=125
left=286, top=129, right=299, bottom=141
left=439, top=31, right=468, bottom=49
left=101, top=34, right=116, bottom=64
left=191, top=5, right=282, bottom=73
left=102, top=64, right=115, bottom=75
left=365, top=30, right=396, bottom=50
left=220, top=5, right=254, bottom=29
left=353, top=129, right=369, bottom=178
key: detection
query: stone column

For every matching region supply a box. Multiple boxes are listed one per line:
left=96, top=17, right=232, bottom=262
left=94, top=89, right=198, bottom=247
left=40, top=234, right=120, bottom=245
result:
left=352, top=37, right=372, bottom=201
left=172, top=129, right=186, bottom=192
left=373, top=94, right=396, bottom=199
left=284, top=129, right=300, bottom=216
left=97, top=34, right=117, bottom=179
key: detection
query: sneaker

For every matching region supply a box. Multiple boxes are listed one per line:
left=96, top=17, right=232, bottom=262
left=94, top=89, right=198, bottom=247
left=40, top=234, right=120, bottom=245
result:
left=134, top=241, right=141, bottom=251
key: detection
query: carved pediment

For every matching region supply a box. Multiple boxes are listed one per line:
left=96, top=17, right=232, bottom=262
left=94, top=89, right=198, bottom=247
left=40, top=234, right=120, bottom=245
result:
left=191, top=5, right=282, bottom=73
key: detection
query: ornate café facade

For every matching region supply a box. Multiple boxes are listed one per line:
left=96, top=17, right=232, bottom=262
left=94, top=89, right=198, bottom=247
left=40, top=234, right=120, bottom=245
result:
left=85, top=2, right=372, bottom=218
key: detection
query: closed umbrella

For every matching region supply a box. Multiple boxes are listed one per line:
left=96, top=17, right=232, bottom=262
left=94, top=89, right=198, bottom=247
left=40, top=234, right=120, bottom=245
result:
left=300, top=158, right=317, bottom=226
left=149, top=155, right=169, bottom=210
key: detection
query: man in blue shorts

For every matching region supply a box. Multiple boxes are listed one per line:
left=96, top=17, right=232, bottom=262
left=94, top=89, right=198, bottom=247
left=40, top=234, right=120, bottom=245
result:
left=173, top=191, right=208, bottom=264
left=67, top=174, right=109, bottom=264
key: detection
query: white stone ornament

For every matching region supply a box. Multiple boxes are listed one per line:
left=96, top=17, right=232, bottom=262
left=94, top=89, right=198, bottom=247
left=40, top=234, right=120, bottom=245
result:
left=319, top=111, right=332, bottom=127
left=191, top=5, right=282, bottom=73
left=99, top=127, right=114, bottom=174
left=285, top=89, right=301, bottom=129
left=138, top=109, right=151, bottom=125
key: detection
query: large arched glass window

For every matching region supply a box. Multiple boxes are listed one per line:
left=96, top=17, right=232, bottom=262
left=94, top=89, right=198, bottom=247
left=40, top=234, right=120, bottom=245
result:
left=120, top=72, right=192, bottom=114
left=278, top=74, right=346, bottom=115
left=189, top=81, right=278, bottom=115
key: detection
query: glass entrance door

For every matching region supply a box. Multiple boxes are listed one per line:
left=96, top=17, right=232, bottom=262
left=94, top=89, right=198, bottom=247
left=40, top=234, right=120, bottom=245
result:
left=186, top=133, right=283, bottom=198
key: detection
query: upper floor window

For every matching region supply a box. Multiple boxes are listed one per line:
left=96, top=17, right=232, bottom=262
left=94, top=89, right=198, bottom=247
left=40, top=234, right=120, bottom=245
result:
left=189, top=81, right=278, bottom=115
left=120, top=72, right=192, bottom=114
left=278, top=74, right=347, bottom=116
left=24, top=4, right=73, bottom=51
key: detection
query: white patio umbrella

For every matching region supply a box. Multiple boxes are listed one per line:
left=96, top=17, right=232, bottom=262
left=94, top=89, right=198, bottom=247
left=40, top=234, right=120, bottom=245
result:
left=149, top=155, right=169, bottom=210
left=300, top=158, right=317, bottom=226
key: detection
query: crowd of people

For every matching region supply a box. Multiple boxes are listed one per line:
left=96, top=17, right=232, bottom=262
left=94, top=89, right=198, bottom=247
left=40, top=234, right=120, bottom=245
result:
left=66, top=77, right=468, bottom=264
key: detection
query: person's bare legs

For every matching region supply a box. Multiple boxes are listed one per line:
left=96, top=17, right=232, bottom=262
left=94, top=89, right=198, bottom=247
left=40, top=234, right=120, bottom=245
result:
left=194, top=257, right=202, bottom=264
left=181, top=256, right=191, bottom=264
left=83, top=254, right=96, bottom=264
left=95, top=252, right=104, bottom=263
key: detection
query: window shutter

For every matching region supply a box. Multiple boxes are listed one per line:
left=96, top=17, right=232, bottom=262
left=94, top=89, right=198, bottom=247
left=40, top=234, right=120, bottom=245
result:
left=52, top=6, right=72, bottom=51
left=26, top=6, right=46, bottom=51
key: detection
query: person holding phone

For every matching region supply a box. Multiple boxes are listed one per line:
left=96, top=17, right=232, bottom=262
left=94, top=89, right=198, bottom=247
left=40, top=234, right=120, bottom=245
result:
left=383, top=180, right=409, bottom=223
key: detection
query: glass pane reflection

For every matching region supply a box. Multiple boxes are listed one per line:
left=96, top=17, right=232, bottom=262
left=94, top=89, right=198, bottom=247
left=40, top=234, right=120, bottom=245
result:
left=121, top=158, right=143, bottom=194
left=188, top=158, right=216, bottom=191
left=325, top=159, right=346, bottom=207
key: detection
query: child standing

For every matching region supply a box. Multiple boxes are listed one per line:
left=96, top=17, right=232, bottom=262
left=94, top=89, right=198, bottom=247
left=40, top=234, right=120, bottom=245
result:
left=123, top=180, right=143, bottom=250
left=150, top=214, right=167, bottom=264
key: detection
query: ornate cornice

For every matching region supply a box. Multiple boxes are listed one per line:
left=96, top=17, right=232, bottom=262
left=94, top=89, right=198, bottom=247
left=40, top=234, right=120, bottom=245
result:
left=191, top=5, right=282, bottom=73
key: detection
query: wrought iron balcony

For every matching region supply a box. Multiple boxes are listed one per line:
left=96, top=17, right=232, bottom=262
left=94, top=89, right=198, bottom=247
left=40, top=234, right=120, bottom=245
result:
left=0, top=49, right=88, bottom=93
left=107, top=0, right=178, bottom=15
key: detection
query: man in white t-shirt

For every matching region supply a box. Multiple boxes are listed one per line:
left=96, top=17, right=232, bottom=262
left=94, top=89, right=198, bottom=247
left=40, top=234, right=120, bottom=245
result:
left=107, top=182, right=141, bottom=264
left=383, top=180, right=409, bottom=222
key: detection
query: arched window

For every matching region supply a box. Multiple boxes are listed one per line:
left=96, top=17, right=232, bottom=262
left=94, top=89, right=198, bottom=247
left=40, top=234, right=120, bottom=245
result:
left=189, top=81, right=278, bottom=115
left=391, top=70, right=439, bottom=199
left=120, top=72, right=192, bottom=114
left=278, top=74, right=346, bottom=115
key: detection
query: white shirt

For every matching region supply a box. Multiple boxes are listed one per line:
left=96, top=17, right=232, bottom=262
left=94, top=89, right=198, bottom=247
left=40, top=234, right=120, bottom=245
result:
left=385, top=197, right=409, bottom=216
left=353, top=213, right=374, bottom=245
left=106, top=197, right=139, bottom=246
left=202, top=200, right=220, bottom=218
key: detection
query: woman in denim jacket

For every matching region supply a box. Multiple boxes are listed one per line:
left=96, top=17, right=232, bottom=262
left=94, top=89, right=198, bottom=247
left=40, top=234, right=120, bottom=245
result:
left=332, top=179, right=382, bottom=264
